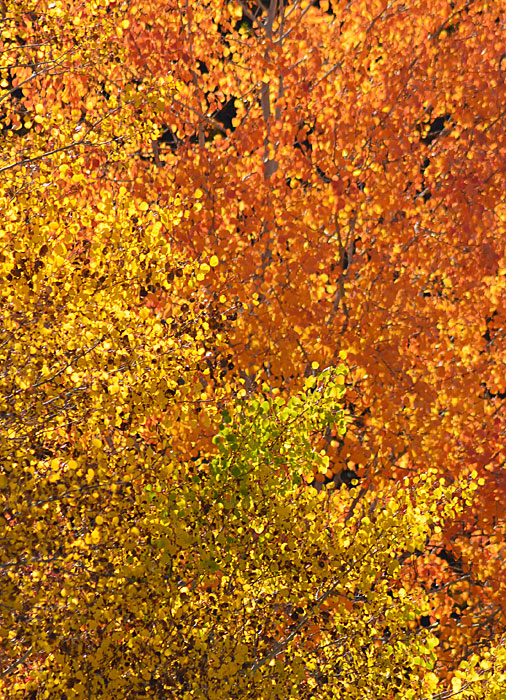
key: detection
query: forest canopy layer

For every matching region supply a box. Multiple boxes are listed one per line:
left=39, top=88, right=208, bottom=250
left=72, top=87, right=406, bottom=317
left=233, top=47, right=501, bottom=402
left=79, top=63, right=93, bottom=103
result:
left=1, top=1, right=506, bottom=698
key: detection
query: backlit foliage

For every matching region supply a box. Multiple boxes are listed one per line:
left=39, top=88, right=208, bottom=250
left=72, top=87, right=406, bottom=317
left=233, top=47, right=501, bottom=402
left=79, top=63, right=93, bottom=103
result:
left=2, top=0, right=506, bottom=697
left=138, top=0, right=506, bottom=672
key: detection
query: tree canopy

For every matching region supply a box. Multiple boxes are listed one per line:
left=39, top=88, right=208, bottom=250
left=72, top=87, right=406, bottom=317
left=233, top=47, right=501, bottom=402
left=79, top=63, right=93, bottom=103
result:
left=1, top=0, right=506, bottom=697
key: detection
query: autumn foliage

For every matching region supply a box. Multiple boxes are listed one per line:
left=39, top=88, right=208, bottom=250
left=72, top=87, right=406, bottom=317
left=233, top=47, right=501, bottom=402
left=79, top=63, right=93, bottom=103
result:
left=2, top=0, right=506, bottom=697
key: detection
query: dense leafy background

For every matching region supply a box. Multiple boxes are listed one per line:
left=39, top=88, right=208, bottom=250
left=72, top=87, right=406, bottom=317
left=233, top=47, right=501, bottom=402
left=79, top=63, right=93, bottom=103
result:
left=1, top=0, right=506, bottom=697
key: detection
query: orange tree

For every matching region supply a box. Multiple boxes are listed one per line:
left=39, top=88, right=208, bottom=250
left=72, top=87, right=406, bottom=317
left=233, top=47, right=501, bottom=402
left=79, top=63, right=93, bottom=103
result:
left=97, top=0, right=506, bottom=671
